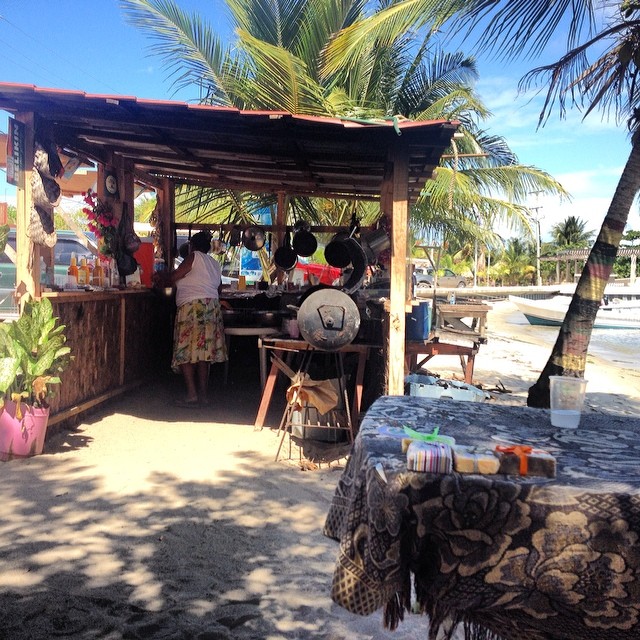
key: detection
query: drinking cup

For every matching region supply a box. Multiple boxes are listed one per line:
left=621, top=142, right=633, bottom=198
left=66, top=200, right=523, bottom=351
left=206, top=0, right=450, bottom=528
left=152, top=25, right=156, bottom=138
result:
left=288, top=319, right=300, bottom=339
left=549, top=376, right=588, bottom=428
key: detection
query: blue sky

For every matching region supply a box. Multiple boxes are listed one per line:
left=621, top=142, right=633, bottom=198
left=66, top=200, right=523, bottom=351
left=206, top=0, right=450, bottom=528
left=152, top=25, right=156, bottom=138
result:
left=1, top=0, right=639, bottom=241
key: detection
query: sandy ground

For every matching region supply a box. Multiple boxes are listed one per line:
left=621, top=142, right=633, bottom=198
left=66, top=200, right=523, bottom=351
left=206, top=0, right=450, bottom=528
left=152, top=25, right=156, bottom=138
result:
left=1, top=299, right=639, bottom=639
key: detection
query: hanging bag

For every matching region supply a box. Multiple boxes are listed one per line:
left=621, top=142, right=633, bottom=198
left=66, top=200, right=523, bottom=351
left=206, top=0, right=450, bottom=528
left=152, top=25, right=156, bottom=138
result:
left=27, top=205, right=57, bottom=247
left=115, top=203, right=140, bottom=276
left=33, top=140, right=64, bottom=179
left=31, top=167, right=62, bottom=208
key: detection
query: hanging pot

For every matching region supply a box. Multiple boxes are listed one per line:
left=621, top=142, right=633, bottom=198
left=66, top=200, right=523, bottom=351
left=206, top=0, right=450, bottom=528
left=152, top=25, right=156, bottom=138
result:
left=359, top=227, right=391, bottom=265
left=211, top=226, right=227, bottom=255
left=297, top=288, right=360, bottom=351
left=292, top=220, right=317, bottom=257
left=274, top=231, right=298, bottom=271
left=211, top=239, right=227, bottom=255
left=324, top=231, right=351, bottom=268
left=242, top=225, right=266, bottom=251
left=340, top=238, right=368, bottom=294
left=229, top=225, right=243, bottom=247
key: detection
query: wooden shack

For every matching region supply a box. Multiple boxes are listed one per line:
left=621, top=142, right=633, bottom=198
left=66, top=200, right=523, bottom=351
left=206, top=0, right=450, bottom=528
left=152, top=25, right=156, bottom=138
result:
left=0, top=83, right=458, bottom=425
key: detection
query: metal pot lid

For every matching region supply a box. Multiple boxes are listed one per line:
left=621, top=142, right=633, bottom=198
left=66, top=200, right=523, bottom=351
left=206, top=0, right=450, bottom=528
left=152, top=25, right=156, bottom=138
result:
left=297, top=288, right=360, bottom=351
left=242, top=225, right=266, bottom=251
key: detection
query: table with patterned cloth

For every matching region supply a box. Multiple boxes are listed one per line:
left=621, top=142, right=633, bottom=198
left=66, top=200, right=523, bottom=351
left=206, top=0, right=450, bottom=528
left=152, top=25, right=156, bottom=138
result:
left=323, top=395, right=640, bottom=640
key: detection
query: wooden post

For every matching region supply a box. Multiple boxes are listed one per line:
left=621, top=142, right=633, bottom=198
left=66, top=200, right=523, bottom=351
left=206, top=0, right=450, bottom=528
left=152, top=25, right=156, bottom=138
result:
left=387, top=140, right=409, bottom=396
left=158, top=178, right=174, bottom=268
left=275, top=191, right=287, bottom=283
left=14, top=112, right=36, bottom=309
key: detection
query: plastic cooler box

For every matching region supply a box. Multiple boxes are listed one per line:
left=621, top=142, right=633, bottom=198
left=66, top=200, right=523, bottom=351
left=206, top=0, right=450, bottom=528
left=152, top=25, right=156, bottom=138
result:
left=406, top=301, right=432, bottom=341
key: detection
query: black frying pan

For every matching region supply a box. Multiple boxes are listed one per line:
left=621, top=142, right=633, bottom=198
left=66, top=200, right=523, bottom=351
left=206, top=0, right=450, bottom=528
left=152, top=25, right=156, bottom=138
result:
left=274, top=231, right=298, bottom=271
left=292, top=220, right=317, bottom=257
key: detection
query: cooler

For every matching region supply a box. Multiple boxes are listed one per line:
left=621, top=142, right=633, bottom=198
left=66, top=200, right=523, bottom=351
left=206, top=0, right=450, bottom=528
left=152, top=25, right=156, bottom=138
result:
left=406, top=301, right=432, bottom=341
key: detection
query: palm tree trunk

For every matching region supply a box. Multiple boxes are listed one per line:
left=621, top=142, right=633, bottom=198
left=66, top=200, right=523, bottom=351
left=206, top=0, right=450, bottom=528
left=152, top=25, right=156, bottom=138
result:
left=527, top=136, right=640, bottom=407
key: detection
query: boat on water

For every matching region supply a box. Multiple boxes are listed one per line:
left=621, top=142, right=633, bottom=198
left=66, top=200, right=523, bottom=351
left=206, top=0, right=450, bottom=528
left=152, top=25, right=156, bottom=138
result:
left=509, top=295, right=640, bottom=329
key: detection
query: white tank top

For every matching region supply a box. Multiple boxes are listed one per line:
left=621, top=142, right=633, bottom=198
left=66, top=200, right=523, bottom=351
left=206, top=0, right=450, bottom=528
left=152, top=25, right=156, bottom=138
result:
left=175, top=251, right=221, bottom=307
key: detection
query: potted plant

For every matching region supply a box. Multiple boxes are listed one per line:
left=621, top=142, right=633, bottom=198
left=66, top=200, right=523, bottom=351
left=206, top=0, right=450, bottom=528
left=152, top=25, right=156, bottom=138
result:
left=0, top=297, right=72, bottom=460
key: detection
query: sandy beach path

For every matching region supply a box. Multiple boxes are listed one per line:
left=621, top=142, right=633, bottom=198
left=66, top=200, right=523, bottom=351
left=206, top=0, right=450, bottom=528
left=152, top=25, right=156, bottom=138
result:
left=1, top=298, right=638, bottom=639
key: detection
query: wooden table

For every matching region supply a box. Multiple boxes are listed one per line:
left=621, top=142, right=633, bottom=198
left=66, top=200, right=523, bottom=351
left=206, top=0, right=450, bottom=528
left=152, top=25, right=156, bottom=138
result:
left=405, top=339, right=479, bottom=383
left=324, top=396, right=640, bottom=639
left=434, top=302, right=490, bottom=342
left=254, top=337, right=374, bottom=430
left=403, top=302, right=489, bottom=383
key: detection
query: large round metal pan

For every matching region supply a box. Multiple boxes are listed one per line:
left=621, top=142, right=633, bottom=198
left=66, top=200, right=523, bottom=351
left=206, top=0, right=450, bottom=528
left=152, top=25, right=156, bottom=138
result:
left=297, top=287, right=360, bottom=351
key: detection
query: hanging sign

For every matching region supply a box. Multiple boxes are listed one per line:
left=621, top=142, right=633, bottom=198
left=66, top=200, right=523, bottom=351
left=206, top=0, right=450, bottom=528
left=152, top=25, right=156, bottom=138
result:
left=6, top=117, right=25, bottom=188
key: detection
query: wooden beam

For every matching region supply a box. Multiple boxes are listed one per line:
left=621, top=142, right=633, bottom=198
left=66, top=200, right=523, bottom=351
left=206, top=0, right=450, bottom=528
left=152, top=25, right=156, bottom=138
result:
left=15, top=112, right=37, bottom=307
left=388, top=140, right=409, bottom=396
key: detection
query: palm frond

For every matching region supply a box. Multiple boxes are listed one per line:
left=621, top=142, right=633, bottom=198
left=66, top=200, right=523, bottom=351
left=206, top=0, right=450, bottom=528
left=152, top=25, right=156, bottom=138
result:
left=225, top=0, right=308, bottom=48
left=119, top=0, right=236, bottom=103
left=321, top=0, right=455, bottom=79
left=233, top=29, right=331, bottom=113
left=519, top=20, right=640, bottom=126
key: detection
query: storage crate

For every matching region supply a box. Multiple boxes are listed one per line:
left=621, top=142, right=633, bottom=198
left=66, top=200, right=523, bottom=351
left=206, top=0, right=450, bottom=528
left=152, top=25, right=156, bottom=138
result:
left=406, top=301, right=432, bottom=341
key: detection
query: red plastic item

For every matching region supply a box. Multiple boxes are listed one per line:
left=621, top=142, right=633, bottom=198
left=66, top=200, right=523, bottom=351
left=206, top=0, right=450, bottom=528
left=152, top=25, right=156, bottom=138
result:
left=133, top=242, right=154, bottom=287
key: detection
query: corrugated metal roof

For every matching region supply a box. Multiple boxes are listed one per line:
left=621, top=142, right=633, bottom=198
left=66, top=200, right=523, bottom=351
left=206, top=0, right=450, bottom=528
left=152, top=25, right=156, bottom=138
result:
left=0, top=83, right=458, bottom=203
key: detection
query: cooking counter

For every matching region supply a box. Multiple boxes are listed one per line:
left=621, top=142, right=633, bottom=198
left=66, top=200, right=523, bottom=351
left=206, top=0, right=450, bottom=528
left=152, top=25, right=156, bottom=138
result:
left=41, top=288, right=171, bottom=427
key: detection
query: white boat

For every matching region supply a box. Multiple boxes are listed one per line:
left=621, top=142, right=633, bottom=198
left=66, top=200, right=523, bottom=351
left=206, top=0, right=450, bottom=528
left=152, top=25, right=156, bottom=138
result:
left=509, top=295, right=640, bottom=329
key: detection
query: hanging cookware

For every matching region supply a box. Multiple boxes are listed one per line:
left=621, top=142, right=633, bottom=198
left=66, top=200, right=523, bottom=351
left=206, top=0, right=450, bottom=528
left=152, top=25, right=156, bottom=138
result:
left=359, top=227, right=391, bottom=265
left=340, top=237, right=368, bottom=294
left=324, top=231, right=351, bottom=268
left=297, top=287, right=360, bottom=351
left=242, top=225, right=266, bottom=251
left=229, top=225, right=243, bottom=247
left=211, top=226, right=227, bottom=255
left=273, top=231, right=298, bottom=271
left=292, top=220, right=317, bottom=257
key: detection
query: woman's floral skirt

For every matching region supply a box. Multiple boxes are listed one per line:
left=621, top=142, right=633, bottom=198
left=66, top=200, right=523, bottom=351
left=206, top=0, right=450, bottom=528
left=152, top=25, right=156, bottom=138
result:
left=172, top=298, right=227, bottom=371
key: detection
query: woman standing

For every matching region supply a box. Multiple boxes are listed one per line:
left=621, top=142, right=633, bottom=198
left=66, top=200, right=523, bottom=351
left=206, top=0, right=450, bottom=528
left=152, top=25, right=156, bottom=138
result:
left=169, top=230, right=227, bottom=406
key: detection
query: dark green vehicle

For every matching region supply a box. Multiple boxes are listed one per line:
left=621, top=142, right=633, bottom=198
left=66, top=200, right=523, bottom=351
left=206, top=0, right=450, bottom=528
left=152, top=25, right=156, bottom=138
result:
left=0, top=230, right=95, bottom=319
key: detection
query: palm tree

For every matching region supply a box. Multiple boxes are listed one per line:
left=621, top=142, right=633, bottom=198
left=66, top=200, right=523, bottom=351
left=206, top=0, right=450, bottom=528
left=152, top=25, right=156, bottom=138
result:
left=493, top=237, right=536, bottom=285
left=325, top=0, right=640, bottom=406
left=120, top=0, right=566, bottom=255
left=550, top=215, right=595, bottom=281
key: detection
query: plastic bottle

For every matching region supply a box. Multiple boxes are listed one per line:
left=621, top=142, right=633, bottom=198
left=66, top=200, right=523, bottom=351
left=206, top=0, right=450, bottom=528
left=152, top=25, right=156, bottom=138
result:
left=77, top=257, right=90, bottom=286
left=93, top=261, right=104, bottom=287
left=448, top=292, right=456, bottom=305
left=67, top=252, right=78, bottom=285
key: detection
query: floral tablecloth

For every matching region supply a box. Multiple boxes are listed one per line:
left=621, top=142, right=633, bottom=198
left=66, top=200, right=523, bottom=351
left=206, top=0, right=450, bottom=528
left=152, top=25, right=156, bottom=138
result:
left=323, top=395, right=640, bottom=640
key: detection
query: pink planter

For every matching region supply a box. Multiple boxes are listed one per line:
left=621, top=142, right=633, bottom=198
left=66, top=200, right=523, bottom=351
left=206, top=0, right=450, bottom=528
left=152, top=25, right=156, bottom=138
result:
left=0, top=401, right=50, bottom=461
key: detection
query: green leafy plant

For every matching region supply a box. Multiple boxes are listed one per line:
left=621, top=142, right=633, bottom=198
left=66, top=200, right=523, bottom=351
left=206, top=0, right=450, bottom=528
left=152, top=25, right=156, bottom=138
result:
left=0, top=297, right=72, bottom=415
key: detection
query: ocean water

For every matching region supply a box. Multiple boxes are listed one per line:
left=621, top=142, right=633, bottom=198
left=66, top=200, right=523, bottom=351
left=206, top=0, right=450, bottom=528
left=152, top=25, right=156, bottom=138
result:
left=505, top=309, right=640, bottom=370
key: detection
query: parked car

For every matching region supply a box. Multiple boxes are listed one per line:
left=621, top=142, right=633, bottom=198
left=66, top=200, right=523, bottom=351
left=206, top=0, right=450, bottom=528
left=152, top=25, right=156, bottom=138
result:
left=414, top=267, right=466, bottom=288
left=0, top=229, right=95, bottom=318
